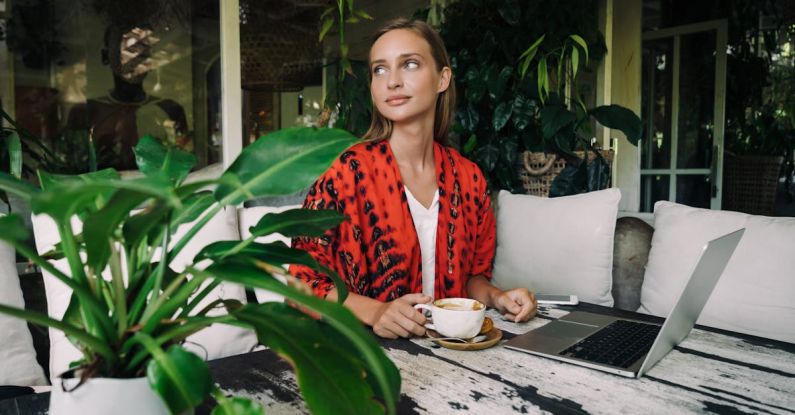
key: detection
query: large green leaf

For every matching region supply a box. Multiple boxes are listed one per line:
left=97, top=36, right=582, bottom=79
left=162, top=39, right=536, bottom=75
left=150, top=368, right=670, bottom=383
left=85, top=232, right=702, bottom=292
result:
left=134, top=135, right=197, bottom=184
left=38, top=168, right=118, bottom=190
left=234, top=303, right=383, bottom=415
left=492, top=101, right=512, bottom=132
left=458, top=103, right=480, bottom=133
left=7, top=131, right=21, bottom=178
left=194, top=240, right=349, bottom=302
left=214, top=127, right=357, bottom=205
left=487, top=66, right=512, bottom=101
left=550, top=158, right=588, bottom=197
left=196, top=240, right=295, bottom=264
left=475, top=143, right=500, bottom=172
left=211, top=396, right=264, bottom=415
left=590, top=105, right=643, bottom=146
left=569, top=34, right=589, bottom=64
left=145, top=343, right=214, bottom=414
left=587, top=152, right=612, bottom=191
left=463, top=133, right=477, bottom=155
left=498, top=135, right=519, bottom=167
left=0, top=213, right=30, bottom=243
left=31, top=175, right=177, bottom=223
left=248, top=208, right=346, bottom=239
left=464, top=67, right=486, bottom=103
left=512, top=95, right=534, bottom=131
left=123, top=201, right=170, bottom=249
left=203, top=262, right=400, bottom=415
left=83, top=189, right=151, bottom=272
left=540, top=104, right=577, bottom=140
left=0, top=171, right=39, bottom=203
left=171, top=191, right=216, bottom=227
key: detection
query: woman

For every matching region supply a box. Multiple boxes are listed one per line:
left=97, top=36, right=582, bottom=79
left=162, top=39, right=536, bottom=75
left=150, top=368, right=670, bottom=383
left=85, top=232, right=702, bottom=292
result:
left=291, top=18, right=536, bottom=339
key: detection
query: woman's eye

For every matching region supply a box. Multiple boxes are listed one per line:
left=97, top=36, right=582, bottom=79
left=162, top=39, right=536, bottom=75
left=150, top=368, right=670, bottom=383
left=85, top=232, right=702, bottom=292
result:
left=405, top=61, right=419, bottom=69
left=373, top=66, right=385, bottom=75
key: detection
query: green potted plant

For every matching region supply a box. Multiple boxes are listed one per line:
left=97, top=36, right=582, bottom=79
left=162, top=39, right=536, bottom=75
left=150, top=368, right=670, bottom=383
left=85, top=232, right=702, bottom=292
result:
left=0, top=127, right=400, bottom=414
left=436, top=0, right=641, bottom=196
left=513, top=33, right=642, bottom=196
left=318, top=0, right=374, bottom=136
left=1, top=106, right=99, bottom=176
left=723, top=19, right=795, bottom=214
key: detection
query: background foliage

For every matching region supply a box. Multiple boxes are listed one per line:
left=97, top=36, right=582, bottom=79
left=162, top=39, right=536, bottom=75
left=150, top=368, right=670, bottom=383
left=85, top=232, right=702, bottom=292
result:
left=434, top=0, right=611, bottom=192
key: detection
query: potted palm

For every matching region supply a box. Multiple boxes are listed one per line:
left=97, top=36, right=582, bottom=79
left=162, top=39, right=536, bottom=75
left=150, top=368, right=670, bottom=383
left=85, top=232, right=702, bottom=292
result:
left=0, top=127, right=400, bottom=414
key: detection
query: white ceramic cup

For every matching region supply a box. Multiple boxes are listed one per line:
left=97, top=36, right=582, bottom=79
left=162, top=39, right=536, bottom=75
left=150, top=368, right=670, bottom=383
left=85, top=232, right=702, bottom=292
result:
left=414, top=298, right=486, bottom=339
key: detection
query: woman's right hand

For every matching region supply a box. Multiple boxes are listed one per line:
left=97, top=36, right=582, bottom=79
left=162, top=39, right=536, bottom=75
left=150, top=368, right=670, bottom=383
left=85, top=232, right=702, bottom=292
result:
left=372, top=293, right=431, bottom=339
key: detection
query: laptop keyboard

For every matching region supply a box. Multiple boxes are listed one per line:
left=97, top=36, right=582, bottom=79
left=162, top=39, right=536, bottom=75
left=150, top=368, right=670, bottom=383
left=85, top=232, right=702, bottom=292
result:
left=559, top=319, right=661, bottom=369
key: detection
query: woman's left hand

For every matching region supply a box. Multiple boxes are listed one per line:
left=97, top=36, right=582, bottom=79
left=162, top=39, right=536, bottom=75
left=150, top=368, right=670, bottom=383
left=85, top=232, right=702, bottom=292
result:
left=492, top=288, right=537, bottom=323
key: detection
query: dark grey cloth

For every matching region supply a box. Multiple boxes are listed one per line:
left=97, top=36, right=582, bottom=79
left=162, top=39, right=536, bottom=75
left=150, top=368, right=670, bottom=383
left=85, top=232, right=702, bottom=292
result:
left=612, top=217, right=654, bottom=311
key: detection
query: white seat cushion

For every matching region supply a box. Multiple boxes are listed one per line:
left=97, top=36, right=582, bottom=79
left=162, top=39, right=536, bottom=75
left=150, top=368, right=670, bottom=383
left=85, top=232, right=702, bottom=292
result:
left=0, top=236, right=47, bottom=386
left=639, top=201, right=795, bottom=343
left=237, top=205, right=301, bottom=303
left=493, top=189, right=620, bottom=306
left=32, top=207, right=257, bottom=381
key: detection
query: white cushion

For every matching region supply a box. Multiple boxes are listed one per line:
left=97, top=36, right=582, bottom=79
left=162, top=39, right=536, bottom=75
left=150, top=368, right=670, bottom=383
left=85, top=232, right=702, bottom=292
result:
left=639, top=201, right=795, bottom=343
left=493, top=189, right=620, bottom=306
left=0, top=236, right=47, bottom=386
left=237, top=205, right=301, bottom=303
left=32, top=207, right=256, bottom=381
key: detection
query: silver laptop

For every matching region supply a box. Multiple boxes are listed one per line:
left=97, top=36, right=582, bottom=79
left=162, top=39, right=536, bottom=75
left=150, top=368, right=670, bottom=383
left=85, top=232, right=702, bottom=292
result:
left=505, top=228, right=745, bottom=378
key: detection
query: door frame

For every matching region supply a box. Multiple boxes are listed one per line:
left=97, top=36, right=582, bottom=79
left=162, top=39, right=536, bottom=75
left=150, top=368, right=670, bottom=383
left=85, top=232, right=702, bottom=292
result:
left=641, top=19, right=728, bottom=210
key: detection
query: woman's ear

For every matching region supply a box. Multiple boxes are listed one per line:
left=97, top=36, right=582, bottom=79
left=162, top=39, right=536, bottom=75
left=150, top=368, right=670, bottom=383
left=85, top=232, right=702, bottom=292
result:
left=437, top=67, right=452, bottom=93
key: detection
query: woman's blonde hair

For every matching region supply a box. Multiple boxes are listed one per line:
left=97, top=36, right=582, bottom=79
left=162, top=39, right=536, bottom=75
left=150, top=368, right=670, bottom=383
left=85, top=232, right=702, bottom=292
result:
left=362, top=18, right=456, bottom=144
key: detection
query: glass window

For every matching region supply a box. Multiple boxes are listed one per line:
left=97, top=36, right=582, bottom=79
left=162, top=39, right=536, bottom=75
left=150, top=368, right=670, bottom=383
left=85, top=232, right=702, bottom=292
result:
left=2, top=0, right=221, bottom=173
left=238, top=1, right=324, bottom=148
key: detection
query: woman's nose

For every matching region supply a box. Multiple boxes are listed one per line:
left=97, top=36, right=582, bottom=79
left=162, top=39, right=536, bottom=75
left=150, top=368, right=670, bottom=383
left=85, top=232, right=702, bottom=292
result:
left=387, top=73, right=402, bottom=89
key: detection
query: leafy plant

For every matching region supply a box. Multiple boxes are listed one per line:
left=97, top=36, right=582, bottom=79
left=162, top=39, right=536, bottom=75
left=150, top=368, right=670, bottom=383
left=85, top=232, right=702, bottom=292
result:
left=318, top=0, right=374, bottom=136
left=437, top=0, right=641, bottom=196
left=0, top=105, right=98, bottom=178
left=516, top=35, right=641, bottom=196
left=0, top=127, right=400, bottom=414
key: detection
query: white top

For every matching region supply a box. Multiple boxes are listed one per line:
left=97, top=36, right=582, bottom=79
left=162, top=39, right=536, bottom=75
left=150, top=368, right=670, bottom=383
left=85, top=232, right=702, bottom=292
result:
left=404, top=187, right=440, bottom=299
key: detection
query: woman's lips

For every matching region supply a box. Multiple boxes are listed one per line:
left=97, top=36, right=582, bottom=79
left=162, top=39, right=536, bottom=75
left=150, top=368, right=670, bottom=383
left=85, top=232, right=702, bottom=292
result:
left=385, top=95, right=410, bottom=106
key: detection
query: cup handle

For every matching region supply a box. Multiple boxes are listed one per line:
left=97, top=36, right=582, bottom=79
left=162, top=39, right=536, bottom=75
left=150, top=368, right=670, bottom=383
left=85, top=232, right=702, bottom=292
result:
left=413, top=303, right=435, bottom=331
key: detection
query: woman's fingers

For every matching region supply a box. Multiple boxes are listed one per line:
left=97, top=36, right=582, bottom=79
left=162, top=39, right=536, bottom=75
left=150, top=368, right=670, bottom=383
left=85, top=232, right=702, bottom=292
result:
left=382, top=319, right=411, bottom=338
left=496, top=288, right=538, bottom=322
left=398, top=293, right=431, bottom=306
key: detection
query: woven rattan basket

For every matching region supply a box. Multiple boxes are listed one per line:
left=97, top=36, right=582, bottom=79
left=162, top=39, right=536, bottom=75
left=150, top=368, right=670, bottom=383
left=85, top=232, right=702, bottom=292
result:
left=518, top=150, right=614, bottom=197
left=722, top=153, right=783, bottom=216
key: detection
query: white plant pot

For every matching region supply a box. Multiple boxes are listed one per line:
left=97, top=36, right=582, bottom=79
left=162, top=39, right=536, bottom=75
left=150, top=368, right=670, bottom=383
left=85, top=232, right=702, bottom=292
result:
left=49, top=377, right=169, bottom=415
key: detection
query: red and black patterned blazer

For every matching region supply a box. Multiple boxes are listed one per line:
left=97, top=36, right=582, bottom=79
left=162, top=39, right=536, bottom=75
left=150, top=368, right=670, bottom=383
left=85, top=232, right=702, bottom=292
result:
left=289, top=139, right=496, bottom=302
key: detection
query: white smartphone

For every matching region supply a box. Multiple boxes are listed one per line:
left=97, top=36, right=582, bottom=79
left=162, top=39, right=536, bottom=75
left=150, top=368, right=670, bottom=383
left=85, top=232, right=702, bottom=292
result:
left=535, top=294, right=579, bottom=305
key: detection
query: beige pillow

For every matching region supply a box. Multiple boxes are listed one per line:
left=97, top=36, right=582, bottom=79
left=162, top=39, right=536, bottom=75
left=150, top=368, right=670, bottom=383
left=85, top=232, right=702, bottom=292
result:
left=0, top=236, right=47, bottom=386
left=639, top=201, right=795, bottom=343
left=493, top=189, right=620, bottom=306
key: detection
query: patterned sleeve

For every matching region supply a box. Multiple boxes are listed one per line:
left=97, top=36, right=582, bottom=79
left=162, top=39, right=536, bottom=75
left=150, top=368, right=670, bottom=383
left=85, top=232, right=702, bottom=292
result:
left=471, top=171, right=496, bottom=280
left=289, top=168, right=344, bottom=298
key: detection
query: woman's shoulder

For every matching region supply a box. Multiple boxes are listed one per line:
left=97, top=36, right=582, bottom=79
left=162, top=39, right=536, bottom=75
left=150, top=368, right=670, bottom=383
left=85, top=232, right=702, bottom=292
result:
left=326, top=140, right=390, bottom=177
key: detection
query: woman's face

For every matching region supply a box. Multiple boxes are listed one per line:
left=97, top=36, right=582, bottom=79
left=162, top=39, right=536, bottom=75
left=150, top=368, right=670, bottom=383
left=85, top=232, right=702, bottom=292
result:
left=369, top=29, right=451, bottom=127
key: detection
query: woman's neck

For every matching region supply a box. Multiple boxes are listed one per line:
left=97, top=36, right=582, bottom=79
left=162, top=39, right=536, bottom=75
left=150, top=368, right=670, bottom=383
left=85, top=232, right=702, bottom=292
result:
left=389, top=120, right=435, bottom=172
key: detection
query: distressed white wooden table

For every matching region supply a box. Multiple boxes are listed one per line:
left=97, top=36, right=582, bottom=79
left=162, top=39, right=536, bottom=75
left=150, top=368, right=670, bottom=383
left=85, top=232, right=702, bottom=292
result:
left=1, top=303, right=793, bottom=414
left=209, top=303, right=795, bottom=414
